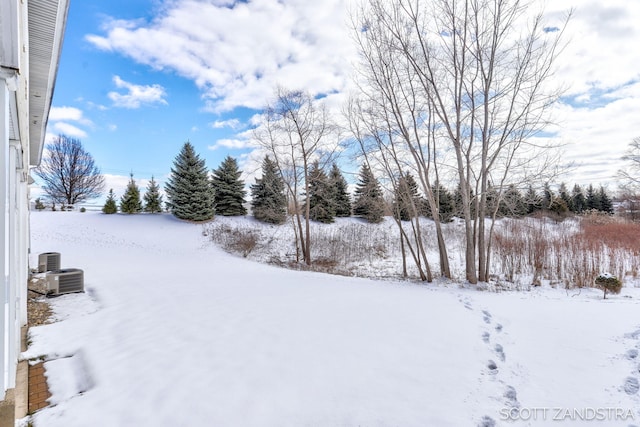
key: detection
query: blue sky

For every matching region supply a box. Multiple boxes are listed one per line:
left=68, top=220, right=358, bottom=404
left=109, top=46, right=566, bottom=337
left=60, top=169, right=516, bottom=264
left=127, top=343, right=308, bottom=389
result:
left=44, top=0, right=640, bottom=202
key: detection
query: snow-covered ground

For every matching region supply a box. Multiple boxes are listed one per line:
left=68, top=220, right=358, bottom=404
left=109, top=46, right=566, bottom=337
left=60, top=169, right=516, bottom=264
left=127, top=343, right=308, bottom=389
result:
left=22, top=211, right=640, bottom=426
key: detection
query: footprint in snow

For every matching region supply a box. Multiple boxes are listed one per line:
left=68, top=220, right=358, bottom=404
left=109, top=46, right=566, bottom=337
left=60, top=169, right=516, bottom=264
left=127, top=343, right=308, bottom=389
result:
left=625, top=329, right=640, bottom=339
left=482, top=310, right=492, bottom=324
left=482, top=332, right=490, bottom=344
left=487, top=360, right=498, bottom=374
left=624, top=377, right=639, bottom=395
left=504, top=385, right=519, bottom=408
left=495, top=323, right=503, bottom=333
left=627, top=349, right=639, bottom=360
left=477, top=415, right=496, bottom=427
left=458, top=296, right=473, bottom=310
left=495, top=344, right=505, bottom=362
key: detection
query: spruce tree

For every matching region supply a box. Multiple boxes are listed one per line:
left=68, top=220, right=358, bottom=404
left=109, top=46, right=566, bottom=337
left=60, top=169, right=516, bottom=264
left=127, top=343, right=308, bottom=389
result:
left=525, top=185, right=542, bottom=214
left=102, top=189, right=118, bottom=214
left=120, top=173, right=143, bottom=214
left=435, top=185, right=455, bottom=221
left=571, top=184, right=586, bottom=213
left=328, top=163, right=351, bottom=217
left=542, top=182, right=554, bottom=210
left=165, top=142, right=215, bottom=221
left=597, top=186, right=614, bottom=214
left=251, top=156, right=287, bottom=224
left=500, top=184, right=526, bottom=217
left=558, top=183, right=573, bottom=212
left=353, top=163, right=385, bottom=223
left=586, top=184, right=600, bottom=211
left=392, top=171, right=420, bottom=221
left=143, top=176, right=163, bottom=213
left=211, top=156, right=247, bottom=216
left=307, top=161, right=335, bottom=223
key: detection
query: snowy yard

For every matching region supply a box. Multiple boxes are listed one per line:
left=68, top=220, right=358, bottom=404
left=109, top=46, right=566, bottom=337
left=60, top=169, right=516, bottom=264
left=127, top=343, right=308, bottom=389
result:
left=22, top=211, right=640, bottom=426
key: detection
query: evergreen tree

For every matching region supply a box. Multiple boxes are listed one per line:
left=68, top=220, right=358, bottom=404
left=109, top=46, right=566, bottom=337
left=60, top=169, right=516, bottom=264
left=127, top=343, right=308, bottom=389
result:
left=571, top=184, right=586, bottom=213
left=454, top=183, right=476, bottom=218
left=120, top=173, right=143, bottom=214
left=435, top=185, right=455, bottom=221
left=251, top=156, right=287, bottom=224
left=353, top=163, right=385, bottom=223
left=102, top=189, right=118, bottom=214
left=328, top=163, right=351, bottom=217
left=484, top=184, right=501, bottom=216
left=143, top=176, right=163, bottom=213
left=558, top=183, right=573, bottom=212
left=542, top=182, right=554, bottom=210
left=211, top=155, right=247, bottom=216
left=586, top=184, right=600, bottom=211
left=500, top=184, right=526, bottom=217
left=597, top=186, right=614, bottom=214
left=306, top=161, right=335, bottom=223
left=424, top=184, right=455, bottom=221
left=392, top=171, right=420, bottom=221
left=165, top=142, right=215, bottom=221
left=525, top=185, right=542, bottom=215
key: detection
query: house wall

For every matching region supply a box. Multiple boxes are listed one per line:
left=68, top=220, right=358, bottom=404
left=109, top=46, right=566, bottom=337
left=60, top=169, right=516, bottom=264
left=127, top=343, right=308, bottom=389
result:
left=1, top=0, right=32, bottom=398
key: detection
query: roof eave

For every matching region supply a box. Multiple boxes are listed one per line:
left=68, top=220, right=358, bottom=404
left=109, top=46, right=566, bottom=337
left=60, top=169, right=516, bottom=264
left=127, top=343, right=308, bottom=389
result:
left=28, top=0, right=70, bottom=167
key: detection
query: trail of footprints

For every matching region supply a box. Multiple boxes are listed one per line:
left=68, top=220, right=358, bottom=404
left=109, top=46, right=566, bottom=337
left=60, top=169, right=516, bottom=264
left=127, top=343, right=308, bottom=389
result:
left=623, top=328, right=640, bottom=397
left=457, top=296, right=516, bottom=427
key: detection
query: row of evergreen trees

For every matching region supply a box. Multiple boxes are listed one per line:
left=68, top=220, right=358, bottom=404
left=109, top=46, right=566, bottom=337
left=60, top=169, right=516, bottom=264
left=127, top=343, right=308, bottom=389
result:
left=157, top=142, right=387, bottom=224
left=389, top=174, right=616, bottom=222
left=103, top=141, right=616, bottom=222
left=102, top=175, right=163, bottom=214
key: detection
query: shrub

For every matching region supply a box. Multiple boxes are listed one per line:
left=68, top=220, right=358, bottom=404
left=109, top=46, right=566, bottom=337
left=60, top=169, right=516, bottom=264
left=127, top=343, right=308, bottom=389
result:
left=80, top=207, right=86, bottom=213
left=34, top=198, right=46, bottom=210
left=595, top=273, right=622, bottom=299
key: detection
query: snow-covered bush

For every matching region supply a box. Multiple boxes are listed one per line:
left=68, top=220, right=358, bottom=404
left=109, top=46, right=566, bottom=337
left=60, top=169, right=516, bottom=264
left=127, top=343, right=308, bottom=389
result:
left=595, top=273, right=622, bottom=299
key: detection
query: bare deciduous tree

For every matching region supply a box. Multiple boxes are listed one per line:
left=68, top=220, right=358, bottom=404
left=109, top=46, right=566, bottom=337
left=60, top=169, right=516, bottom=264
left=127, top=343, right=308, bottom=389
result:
left=619, top=137, right=640, bottom=191
left=35, top=134, right=105, bottom=205
left=350, top=0, right=569, bottom=283
left=253, top=88, right=339, bottom=265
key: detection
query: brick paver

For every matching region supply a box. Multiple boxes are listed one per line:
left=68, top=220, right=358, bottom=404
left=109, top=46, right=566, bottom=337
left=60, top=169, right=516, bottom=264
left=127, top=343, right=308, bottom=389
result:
left=28, top=362, right=51, bottom=413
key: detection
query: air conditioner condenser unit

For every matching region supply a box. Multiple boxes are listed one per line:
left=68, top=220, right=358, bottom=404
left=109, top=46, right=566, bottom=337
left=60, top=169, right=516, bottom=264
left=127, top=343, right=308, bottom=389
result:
left=38, top=252, right=61, bottom=273
left=46, top=268, right=84, bottom=295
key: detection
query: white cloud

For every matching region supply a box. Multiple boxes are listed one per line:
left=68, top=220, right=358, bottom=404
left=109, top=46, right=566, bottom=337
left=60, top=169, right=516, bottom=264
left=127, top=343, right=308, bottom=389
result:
left=84, top=0, right=640, bottom=188
left=108, top=75, right=168, bottom=109
left=49, top=106, right=92, bottom=125
left=86, top=0, right=358, bottom=112
left=52, top=122, right=88, bottom=138
left=208, top=138, right=254, bottom=151
left=210, top=119, right=241, bottom=130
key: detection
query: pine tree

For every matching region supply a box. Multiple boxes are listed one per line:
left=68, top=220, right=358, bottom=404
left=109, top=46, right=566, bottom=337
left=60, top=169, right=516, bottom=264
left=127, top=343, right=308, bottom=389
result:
left=306, top=161, right=335, bottom=223
left=586, top=184, right=600, bottom=211
left=328, top=163, right=351, bottom=217
left=571, top=184, right=586, bottom=213
left=525, top=185, right=542, bottom=215
left=165, top=142, right=215, bottom=222
left=454, top=183, right=476, bottom=218
left=120, top=173, right=143, bottom=214
left=392, top=171, right=420, bottom=221
left=558, top=183, right=573, bottom=212
left=500, top=184, right=526, bottom=217
left=251, top=156, right=287, bottom=224
left=597, top=186, right=614, bottom=214
left=484, top=183, right=500, bottom=216
left=143, top=176, right=163, bottom=213
left=353, top=163, right=385, bottom=223
left=102, top=189, right=118, bottom=214
left=211, top=156, right=247, bottom=216
left=435, top=185, right=455, bottom=221
left=542, top=182, right=554, bottom=210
